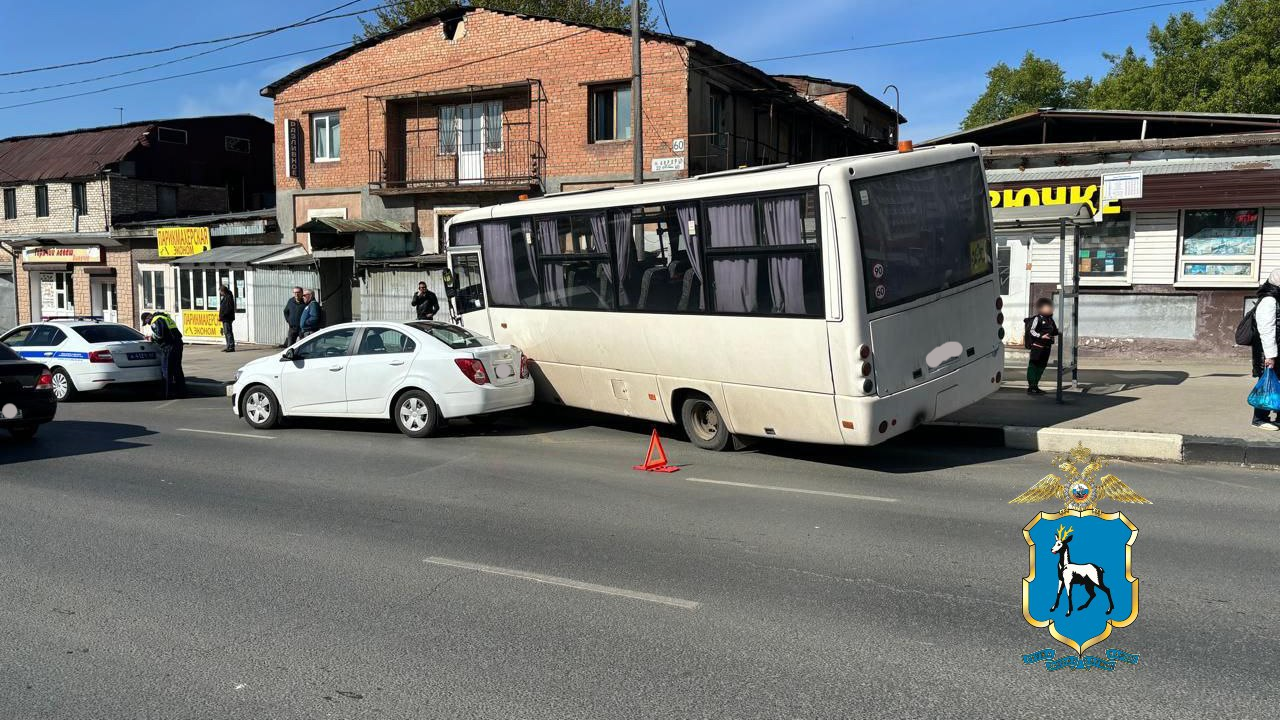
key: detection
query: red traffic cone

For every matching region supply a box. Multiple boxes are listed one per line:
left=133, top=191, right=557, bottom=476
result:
left=633, top=429, right=679, bottom=473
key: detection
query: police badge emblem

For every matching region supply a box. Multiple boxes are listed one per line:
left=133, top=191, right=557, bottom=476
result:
left=1011, top=444, right=1150, bottom=670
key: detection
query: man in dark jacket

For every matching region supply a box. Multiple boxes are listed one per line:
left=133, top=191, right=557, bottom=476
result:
left=142, top=311, right=185, bottom=399
left=412, top=281, right=439, bottom=321
left=1025, top=298, right=1059, bottom=396
left=282, top=287, right=305, bottom=347
left=299, top=290, right=321, bottom=338
left=218, top=283, right=236, bottom=353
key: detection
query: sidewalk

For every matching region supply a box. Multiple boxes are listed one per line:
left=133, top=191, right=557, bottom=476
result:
left=930, top=351, right=1280, bottom=466
left=183, top=343, right=279, bottom=396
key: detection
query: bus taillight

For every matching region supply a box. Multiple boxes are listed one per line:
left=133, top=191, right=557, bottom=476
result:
left=858, top=344, right=871, bottom=360
left=996, top=297, right=1004, bottom=310
left=859, top=361, right=872, bottom=377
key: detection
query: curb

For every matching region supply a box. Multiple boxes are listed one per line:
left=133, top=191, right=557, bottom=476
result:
left=922, top=422, right=1280, bottom=467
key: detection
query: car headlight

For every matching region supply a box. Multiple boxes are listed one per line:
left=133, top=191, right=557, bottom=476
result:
left=233, top=370, right=242, bottom=383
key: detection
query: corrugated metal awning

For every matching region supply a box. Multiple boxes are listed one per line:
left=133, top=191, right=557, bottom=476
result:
left=986, top=155, right=1280, bottom=183
left=5, top=232, right=120, bottom=248
left=170, top=244, right=297, bottom=266
left=993, top=203, right=1094, bottom=231
left=295, top=217, right=410, bottom=234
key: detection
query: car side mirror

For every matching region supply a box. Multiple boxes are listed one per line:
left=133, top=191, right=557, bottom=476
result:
left=281, top=348, right=295, bottom=361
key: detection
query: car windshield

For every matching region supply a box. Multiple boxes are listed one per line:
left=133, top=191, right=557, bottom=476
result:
left=0, top=344, right=19, bottom=361
left=407, top=322, right=494, bottom=350
left=76, top=324, right=145, bottom=343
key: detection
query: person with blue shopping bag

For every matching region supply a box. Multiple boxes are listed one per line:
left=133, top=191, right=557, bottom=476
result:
left=1249, top=269, right=1280, bottom=430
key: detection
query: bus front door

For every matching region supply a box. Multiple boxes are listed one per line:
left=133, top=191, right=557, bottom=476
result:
left=447, top=251, right=494, bottom=336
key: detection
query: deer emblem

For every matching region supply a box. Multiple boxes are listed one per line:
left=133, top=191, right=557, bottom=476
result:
left=1048, top=524, right=1114, bottom=617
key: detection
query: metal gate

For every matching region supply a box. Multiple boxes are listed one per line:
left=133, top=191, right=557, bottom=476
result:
left=249, top=265, right=319, bottom=345
left=362, top=267, right=447, bottom=322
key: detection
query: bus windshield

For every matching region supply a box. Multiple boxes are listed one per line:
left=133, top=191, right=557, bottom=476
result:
left=852, top=157, right=992, bottom=313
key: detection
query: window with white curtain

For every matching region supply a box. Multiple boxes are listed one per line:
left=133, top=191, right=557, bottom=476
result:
left=311, top=112, right=340, bottom=162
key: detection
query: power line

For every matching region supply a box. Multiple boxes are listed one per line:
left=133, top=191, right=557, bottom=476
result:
left=0, top=43, right=350, bottom=111
left=0, top=0, right=395, bottom=78
left=0, top=1, right=364, bottom=96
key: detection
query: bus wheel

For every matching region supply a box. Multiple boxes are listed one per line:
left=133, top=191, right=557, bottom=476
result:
left=681, top=395, right=730, bottom=451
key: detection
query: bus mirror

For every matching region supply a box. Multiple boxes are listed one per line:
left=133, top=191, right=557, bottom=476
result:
left=442, top=268, right=457, bottom=299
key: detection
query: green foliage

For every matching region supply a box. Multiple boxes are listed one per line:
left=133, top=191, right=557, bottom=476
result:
left=357, top=0, right=655, bottom=40
left=963, top=0, right=1280, bottom=126
left=961, top=52, right=1093, bottom=129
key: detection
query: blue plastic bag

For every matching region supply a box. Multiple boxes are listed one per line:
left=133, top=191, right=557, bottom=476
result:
left=1248, top=368, right=1280, bottom=411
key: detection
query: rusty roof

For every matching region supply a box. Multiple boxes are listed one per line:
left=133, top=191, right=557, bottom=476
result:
left=0, top=122, right=153, bottom=183
left=295, top=217, right=411, bottom=234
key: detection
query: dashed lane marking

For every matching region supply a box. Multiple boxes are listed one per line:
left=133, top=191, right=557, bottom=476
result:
left=422, top=556, right=700, bottom=610
left=684, top=477, right=898, bottom=503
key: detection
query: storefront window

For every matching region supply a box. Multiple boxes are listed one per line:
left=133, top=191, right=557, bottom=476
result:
left=1078, top=213, right=1131, bottom=279
left=1179, top=208, right=1261, bottom=281
left=178, top=269, right=244, bottom=310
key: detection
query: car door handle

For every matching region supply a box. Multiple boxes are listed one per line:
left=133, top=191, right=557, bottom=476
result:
left=329, top=365, right=343, bottom=372
left=389, top=360, right=405, bottom=366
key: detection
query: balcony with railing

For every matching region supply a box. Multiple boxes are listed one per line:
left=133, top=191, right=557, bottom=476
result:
left=368, top=81, right=547, bottom=194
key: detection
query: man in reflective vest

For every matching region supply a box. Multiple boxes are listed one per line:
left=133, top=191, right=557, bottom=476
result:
left=142, top=311, right=185, bottom=399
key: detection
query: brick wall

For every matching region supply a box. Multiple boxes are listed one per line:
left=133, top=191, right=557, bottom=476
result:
left=13, top=247, right=136, bottom=327
left=0, top=179, right=109, bottom=235
left=272, top=10, right=691, bottom=198
left=110, top=177, right=230, bottom=220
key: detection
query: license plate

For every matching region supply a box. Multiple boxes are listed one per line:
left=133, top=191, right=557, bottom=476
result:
left=494, top=363, right=514, bottom=379
left=127, top=352, right=156, bottom=361
left=0, top=404, right=22, bottom=420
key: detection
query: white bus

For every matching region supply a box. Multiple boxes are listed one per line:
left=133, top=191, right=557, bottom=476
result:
left=444, top=143, right=1004, bottom=449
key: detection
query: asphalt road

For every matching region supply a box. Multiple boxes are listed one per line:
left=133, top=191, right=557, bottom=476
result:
left=1, top=393, right=1277, bottom=719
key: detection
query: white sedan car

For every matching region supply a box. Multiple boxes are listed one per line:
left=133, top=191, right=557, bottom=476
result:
left=0, top=320, right=162, bottom=400
left=231, top=321, right=535, bottom=437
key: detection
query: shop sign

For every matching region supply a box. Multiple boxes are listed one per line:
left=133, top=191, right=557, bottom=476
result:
left=181, top=310, right=222, bottom=338
left=22, top=246, right=101, bottom=264
left=157, top=227, right=212, bottom=258
left=651, top=157, right=685, bottom=172
left=989, top=183, right=1121, bottom=217
left=287, top=120, right=303, bottom=179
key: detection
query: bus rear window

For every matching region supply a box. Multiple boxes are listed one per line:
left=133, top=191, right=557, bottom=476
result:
left=852, top=158, right=992, bottom=312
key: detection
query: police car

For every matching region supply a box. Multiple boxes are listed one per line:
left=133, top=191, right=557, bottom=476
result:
left=0, top=318, right=163, bottom=400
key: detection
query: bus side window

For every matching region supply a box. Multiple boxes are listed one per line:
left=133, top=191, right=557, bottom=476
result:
left=620, top=205, right=701, bottom=313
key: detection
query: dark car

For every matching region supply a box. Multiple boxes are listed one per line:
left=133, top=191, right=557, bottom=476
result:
left=0, top=342, right=57, bottom=440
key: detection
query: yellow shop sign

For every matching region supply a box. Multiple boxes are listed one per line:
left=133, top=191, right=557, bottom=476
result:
left=181, top=310, right=222, bottom=338
left=988, top=184, right=1120, bottom=216
left=158, top=227, right=212, bottom=258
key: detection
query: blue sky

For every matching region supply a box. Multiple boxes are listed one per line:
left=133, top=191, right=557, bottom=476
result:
left=0, top=0, right=1217, bottom=141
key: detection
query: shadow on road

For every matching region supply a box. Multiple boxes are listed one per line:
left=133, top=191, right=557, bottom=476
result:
left=0, top=420, right=156, bottom=464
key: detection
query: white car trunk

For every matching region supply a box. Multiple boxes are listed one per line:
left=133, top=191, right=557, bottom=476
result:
left=472, top=346, right=522, bottom=387
left=102, top=341, right=161, bottom=368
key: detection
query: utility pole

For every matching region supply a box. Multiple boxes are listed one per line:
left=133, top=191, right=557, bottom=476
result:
left=113, top=107, right=124, bottom=125
left=631, top=0, right=643, bottom=185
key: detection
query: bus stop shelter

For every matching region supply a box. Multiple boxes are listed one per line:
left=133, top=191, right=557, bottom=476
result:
left=991, top=203, right=1093, bottom=403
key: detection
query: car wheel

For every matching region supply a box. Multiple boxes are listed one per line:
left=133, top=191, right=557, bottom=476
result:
left=240, top=386, right=280, bottom=430
left=49, top=367, right=76, bottom=401
left=681, top=395, right=731, bottom=451
left=394, top=390, right=439, bottom=438
left=8, top=424, right=38, bottom=441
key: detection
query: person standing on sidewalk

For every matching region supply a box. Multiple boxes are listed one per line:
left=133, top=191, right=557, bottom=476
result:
left=218, top=283, right=236, bottom=353
left=411, top=281, right=439, bottom=321
left=282, top=287, right=305, bottom=347
left=299, top=290, right=321, bottom=338
left=1025, top=298, right=1058, bottom=396
left=1250, top=269, right=1280, bottom=430
left=142, top=311, right=185, bottom=399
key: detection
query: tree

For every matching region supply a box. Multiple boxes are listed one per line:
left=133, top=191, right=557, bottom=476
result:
left=357, top=0, right=654, bottom=40
left=961, top=52, right=1093, bottom=129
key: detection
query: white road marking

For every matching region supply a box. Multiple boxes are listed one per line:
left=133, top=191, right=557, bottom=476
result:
left=155, top=399, right=179, bottom=410
left=422, top=556, right=700, bottom=610
left=177, top=428, right=275, bottom=440
left=684, top=477, right=898, bottom=503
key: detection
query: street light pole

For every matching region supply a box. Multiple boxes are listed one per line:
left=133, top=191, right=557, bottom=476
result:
left=881, top=85, right=900, bottom=145
left=631, top=0, right=643, bottom=185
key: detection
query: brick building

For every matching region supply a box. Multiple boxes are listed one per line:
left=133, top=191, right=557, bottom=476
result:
left=261, top=6, right=898, bottom=324
left=0, top=115, right=274, bottom=327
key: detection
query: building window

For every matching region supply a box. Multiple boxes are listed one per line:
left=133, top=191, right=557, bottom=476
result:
left=1178, top=208, right=1261, bottom=282
left=157, top=127, right=188, bottom=144
left=2, top=188, right=14, bottom=219
left=224, top=136, right=251, bottom=153
left=34, top=185, right=49, bottom=217
left=71, top=182, right=88, bottom=216
left=140, top=269, right=167, bottom=309
left=863, top=119, right=872, bottom=137
left=1079, top=212, right=1131, bottom=280
left=709, top=87, right=728, bottom=148
left=178, top=269, right=243, bottom=311
left=311, top=112, right=341, bottom=162
left=157, top=185, right=178, bottom=217
left=438, top=101, right=502, bottom=154
left=589, top=85, right=632, bottom=143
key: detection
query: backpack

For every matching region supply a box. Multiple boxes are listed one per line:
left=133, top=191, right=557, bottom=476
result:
left=1236, top=306, right=1258, bottom=347
left=1022, top=317, right=1034, bottom=349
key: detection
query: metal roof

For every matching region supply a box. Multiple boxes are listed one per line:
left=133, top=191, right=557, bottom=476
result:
left=169, top=244, right=298, bottom=266
left=0, top=124, right=152, bottom=183
left=986, top=155, right=1280, bottom=183
left=927, top=109, right=1280, bottom=146
left=295, top=217, right=411, bottom=234
left=115, top=208, right=278, bottom=228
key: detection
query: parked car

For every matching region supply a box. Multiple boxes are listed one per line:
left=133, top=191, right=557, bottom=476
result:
left=231, top=321, right=535, bottom=437
left=0, top=320, right=163, bottom=401
left=0, top=342, right=57, bottom=440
